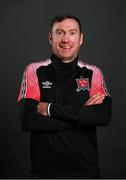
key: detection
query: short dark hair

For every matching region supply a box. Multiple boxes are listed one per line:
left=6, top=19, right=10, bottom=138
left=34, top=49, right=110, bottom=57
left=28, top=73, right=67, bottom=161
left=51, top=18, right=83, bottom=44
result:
left=49, top=14, right=82, bottom=33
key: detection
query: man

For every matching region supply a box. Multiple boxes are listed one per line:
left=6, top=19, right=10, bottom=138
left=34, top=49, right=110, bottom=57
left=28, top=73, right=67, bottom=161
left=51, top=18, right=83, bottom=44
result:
left=17, top=15, right=112, bottom=178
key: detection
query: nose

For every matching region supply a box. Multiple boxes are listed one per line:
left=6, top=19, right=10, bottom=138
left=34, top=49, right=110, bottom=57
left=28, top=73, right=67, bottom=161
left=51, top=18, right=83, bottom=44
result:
left=62, top=33, right=70, bottom=43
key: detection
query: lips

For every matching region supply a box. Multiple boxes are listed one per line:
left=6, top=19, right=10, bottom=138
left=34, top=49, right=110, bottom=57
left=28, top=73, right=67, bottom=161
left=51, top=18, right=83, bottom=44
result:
left=59, top=44, right=72, bottom=49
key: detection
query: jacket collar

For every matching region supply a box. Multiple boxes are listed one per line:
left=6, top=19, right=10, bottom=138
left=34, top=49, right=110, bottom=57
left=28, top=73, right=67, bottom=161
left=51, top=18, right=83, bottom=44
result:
left=50, top=53, right=79, bottom=75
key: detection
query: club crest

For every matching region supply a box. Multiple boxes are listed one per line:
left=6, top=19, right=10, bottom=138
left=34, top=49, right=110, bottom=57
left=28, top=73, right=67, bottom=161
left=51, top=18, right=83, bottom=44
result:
left=76, top=76, right=89, bottom=92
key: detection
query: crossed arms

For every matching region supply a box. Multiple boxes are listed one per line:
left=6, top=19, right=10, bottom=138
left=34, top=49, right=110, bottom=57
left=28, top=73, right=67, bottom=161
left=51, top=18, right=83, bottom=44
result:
left=17, top=63, right=112, bottom=131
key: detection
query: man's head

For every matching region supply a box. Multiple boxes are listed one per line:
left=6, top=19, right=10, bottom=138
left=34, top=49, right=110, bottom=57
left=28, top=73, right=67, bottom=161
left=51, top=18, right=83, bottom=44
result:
left=48, top=15, right=84, bottom=63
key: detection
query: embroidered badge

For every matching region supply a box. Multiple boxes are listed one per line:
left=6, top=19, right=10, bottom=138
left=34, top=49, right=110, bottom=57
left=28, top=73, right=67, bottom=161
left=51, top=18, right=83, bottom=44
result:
left=42, top=81, right=52, bottom=88
left=76, top=76, right=89, bottom=92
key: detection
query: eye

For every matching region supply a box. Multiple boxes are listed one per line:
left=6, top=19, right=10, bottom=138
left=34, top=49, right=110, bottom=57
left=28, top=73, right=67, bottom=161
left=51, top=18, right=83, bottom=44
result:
left=56, top=30, right=63, bottom=35
left=70, top=31, right=76, bottom=35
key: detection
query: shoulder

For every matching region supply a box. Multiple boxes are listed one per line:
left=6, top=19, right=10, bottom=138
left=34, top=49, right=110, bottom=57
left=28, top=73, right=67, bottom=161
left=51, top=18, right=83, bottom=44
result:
left=78, top=59, right=103, bottom=75
left=25, top=58, right=52, bottom=73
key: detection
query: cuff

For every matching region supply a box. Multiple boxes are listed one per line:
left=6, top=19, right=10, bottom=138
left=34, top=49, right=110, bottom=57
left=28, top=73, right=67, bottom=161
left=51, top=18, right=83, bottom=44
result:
left=47, top=103, right=52, bottom=116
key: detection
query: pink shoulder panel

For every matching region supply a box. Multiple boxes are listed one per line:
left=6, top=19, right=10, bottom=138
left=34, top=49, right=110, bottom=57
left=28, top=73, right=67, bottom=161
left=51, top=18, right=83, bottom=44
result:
left=18, top=59, right=51, bottom=102
left=78, top=60, right=108, bottom=96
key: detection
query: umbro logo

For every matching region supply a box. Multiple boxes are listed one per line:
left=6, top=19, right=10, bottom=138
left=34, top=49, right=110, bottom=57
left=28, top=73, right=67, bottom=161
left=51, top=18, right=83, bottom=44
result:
left=42, top=81, right=52, bottom=88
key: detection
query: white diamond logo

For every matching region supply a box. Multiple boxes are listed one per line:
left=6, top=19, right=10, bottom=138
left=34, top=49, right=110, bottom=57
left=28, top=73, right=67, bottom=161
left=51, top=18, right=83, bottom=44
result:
left=42, top=81, right=52, bottom=88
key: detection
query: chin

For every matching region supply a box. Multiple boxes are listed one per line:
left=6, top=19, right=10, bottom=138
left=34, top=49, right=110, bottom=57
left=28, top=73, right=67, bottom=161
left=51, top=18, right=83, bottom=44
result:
left=60, top=56, right=72, bottom=60
left=61, top=57, right=75, bottom=63
left=59, top=54, right=74, bottom=60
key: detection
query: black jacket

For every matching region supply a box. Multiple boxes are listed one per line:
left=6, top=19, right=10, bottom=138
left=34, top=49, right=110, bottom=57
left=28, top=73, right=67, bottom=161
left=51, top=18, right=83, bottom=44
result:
left=18, top=54, right=112, bottom=178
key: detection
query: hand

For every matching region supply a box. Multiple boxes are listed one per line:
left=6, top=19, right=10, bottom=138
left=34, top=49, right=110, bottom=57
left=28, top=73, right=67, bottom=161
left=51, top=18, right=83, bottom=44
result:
left=37, top=102, right=48, bottom=116
left=84, top=93, right=105, bottom=106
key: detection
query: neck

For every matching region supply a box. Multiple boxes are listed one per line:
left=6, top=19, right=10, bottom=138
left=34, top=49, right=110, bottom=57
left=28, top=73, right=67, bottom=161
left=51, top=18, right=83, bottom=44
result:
left=61, top=58, right=75, bottom=63
left=51, top=53, right=79, bottom=64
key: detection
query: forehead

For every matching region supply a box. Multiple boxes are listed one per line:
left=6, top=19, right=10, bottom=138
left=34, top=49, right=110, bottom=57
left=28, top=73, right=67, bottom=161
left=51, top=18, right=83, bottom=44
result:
left=52, top=19, right=80, bottom=32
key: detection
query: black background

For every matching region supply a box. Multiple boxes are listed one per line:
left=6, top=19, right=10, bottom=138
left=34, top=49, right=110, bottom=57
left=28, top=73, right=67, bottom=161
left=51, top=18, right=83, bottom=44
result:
left=0, top=0, right=126, bottom=178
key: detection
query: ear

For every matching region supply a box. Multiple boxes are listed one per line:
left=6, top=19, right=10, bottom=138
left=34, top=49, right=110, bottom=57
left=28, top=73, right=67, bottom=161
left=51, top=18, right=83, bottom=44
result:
left=48, top=32, right=52, bottom=45
left=80, top=33, right=84, bottom=46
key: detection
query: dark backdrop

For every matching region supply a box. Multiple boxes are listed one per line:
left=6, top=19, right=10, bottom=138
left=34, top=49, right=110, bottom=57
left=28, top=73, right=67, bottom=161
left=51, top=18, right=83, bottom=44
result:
left=0, top=0, right=126, bottom=178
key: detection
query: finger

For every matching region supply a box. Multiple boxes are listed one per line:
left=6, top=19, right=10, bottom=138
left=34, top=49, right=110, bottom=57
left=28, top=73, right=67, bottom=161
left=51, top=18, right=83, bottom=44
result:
left=85, top=96, right=105, bottom=106
left=88, top=93, right=104, bottom=101
left=37, top=106, right=41, bottom=113
left=37, top=103, right=43, bottom=113
left=88, top=96, right=105, bottom=105
left=91, top=98, right=104, bottom=105
left=85, top=95, right=104, bottom=105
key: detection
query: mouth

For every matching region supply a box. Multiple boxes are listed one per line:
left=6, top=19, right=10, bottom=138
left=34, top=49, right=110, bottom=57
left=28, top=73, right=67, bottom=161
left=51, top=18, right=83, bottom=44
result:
left=59, top=45, right=72, bottom=49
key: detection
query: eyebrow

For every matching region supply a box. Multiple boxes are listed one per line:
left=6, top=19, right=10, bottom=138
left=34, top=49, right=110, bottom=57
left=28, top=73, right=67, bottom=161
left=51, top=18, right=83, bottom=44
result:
left=55, top=28, right=78, bottom=32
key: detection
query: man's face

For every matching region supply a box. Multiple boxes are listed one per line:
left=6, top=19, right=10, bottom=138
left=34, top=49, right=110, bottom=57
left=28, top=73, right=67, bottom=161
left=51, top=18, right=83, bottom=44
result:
left=48, top=18, right=83, bottom=62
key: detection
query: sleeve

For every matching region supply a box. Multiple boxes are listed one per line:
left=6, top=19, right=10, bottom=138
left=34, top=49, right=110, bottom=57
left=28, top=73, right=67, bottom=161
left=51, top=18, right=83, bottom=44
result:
left=18, top=63, right=41, bottom=102
left=18, top=98, right=76, bottom=132
left=89, top=66, right=110, bottom=97
left=49, top=66, right=112, bottom=126
left=17, top=63, right=76, bottom=132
